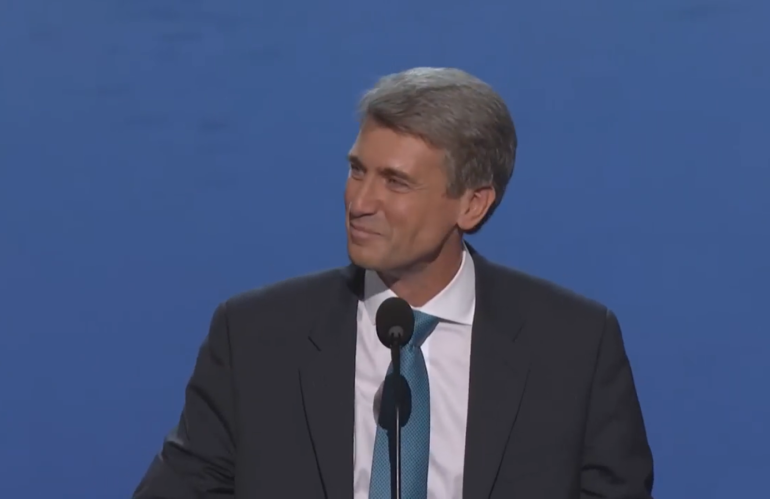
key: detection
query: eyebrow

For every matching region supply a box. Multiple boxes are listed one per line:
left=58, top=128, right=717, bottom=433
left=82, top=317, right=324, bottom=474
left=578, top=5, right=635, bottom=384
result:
left=347, top=153, right=363, bottom=167
left=347, top=154, right=415, bottom=183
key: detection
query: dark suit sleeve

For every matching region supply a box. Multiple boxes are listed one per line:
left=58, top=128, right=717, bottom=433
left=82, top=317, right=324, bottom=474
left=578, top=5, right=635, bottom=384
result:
left=580, top=309, right=654, bottom=498
left=133, top=302, right=236, bottom=498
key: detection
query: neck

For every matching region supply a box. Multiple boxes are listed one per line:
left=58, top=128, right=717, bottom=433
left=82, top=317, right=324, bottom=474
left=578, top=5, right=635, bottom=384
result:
left=378, top=234, right=465, bottom=307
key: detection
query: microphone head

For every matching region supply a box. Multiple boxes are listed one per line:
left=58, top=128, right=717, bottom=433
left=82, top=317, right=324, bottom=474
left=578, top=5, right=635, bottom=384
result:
left=375, top=297, right=415, bottom=348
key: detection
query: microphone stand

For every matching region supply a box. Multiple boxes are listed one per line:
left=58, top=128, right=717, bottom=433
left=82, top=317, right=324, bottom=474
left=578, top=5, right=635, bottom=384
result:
left=390, top=341, right=402, bottom=499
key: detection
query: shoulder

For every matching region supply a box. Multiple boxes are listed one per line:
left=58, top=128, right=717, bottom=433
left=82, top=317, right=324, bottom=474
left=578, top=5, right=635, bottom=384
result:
left=476, top=255, right=625, bottom=371
left=494, top=260, right=606, bottom=310
left=475, top=254, right=613, bottom=332
left=220, top=265, right=356, bottom=319
left=201, top=264, right=359, bottom=348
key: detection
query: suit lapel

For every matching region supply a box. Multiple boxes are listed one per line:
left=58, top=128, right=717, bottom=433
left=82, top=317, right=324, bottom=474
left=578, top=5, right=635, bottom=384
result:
left=299, top=265, right=362, bottom=499
left=463, top=251, right=532, bottom=499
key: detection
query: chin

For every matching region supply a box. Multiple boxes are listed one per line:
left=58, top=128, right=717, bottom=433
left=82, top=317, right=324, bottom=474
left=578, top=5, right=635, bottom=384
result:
left=347, top=243, right=385, bottom=270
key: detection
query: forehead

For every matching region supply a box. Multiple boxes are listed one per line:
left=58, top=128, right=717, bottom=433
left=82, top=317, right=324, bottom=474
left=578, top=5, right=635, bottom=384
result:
left=349, top=121, right=445, bottom=174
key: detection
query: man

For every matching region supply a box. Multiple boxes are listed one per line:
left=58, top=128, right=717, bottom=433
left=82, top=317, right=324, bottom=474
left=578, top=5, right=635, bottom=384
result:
left=133, top=67, right=654, bottom=498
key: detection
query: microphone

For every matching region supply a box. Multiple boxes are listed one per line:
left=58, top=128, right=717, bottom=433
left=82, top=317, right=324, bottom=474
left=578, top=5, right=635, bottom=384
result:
left=375, top=297, right=415, bottom=499
left=375, top=296, right=414, bottom=349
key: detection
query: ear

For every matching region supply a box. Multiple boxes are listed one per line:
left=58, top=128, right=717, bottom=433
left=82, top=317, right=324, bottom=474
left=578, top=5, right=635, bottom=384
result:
left=456, top=186, right=496, bottom=232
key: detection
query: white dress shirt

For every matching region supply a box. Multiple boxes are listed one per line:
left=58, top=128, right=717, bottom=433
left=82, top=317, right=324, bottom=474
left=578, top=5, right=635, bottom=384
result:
left=353, top=247, right=476, bottom=499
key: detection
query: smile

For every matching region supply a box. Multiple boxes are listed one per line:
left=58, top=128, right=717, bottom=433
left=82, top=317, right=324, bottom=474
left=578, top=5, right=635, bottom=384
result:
left=349, top=223, right=380, bottom=240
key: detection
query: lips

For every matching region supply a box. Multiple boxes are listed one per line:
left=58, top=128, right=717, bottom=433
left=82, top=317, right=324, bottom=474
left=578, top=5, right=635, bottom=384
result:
left=349, top=222, right=380, bottom=237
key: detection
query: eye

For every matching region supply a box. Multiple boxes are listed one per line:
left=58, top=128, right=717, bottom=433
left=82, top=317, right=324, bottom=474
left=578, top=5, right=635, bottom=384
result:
left=387, top=177, right=409, bottom=189
left=349, top=163, right=364, bottom=178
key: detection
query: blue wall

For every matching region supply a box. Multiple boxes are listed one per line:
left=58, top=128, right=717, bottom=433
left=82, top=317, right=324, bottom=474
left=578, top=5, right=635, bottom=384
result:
left=1, top=1, right=768, bottom=497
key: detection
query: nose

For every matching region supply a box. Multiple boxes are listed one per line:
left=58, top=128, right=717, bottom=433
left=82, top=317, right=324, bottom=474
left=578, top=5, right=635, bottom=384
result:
left=347, top=175, right=380, bottom=218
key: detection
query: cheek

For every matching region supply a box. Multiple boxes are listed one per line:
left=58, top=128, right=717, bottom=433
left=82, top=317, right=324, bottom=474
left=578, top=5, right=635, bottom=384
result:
left=388, top=199, right=455, bottom=243
left=379, top=200, right=414, bottom=236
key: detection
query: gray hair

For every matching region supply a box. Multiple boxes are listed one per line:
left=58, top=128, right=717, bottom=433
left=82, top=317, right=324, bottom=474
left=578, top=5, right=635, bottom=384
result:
left=357, top=67, right=517, bottom=232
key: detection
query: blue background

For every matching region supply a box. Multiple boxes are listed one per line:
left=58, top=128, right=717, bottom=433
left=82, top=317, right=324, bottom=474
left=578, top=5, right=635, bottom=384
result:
left=1, top=1, right=768, bottom=497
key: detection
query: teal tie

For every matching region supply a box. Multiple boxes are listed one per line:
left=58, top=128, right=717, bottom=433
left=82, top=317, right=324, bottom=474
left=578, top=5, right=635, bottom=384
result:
left=369, top=310, right=439, bottom=499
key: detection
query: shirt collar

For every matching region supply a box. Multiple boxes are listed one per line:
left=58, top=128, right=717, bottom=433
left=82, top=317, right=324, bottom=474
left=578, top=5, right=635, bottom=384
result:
left=363, top=244, right=476, bottom=326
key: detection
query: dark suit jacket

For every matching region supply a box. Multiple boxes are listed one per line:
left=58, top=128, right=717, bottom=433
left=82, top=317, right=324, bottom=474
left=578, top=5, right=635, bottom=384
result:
left=133, top=250, right=654, bottom=498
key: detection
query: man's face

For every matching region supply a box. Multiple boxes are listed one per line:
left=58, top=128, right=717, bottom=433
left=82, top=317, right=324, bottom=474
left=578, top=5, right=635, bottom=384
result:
left=344, top=121, right=463, bottom=273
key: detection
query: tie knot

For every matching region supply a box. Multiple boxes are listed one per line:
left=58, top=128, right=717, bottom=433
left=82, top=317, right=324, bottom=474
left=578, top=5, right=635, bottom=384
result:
left=408, top=310, right=439, bottom=349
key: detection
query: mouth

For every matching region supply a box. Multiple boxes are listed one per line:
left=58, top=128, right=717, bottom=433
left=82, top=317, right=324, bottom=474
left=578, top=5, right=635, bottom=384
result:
left=348, top=221, right=380, bottom=238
